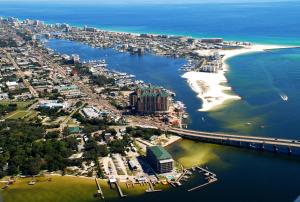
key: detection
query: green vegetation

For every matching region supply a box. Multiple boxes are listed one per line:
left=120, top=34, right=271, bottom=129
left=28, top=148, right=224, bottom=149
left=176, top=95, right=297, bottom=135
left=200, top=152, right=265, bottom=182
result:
left=108, top=134, right=131, bottom=155
left=5, top=110, right=36, bottom=120
left=8, top=88, right=30, bottom=97
left=91, top=75, right=114, bottom=87
left=0, top=120, right=79, bottom=178
left=45, top=131, right=60, bottom=139
left=37, top=107, right=69, bottom=119
left=72, top=112, right=110, bottom=133
left=0, top=103, right=17, bottom=116
left=0, top=175, right=155, bottom=202
left=84, top=140, right=109, bottom=160
left=0, top=176, right=117, bottom=202
left=109, top=99, right=125, bottom=110
left=0, top=100, right=37, bottom=119
left=126, top=126, right=163, bottom=140
left=0, top=100, right=36, bottom=110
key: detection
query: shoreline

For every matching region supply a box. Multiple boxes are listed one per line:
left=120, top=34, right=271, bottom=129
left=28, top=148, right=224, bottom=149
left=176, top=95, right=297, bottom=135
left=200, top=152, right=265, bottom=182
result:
left=182, top=44, right=296, bottom=112
left=3, top=15, right=300, bottom=47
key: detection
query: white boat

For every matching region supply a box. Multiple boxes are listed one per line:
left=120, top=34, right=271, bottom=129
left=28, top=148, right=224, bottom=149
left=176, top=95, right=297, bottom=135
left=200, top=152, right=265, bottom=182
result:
left=280, top=94, right=288, bottom=101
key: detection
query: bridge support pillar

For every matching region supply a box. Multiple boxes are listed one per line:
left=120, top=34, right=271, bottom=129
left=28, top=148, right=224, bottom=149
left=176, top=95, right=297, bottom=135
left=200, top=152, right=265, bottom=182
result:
left=273, top=145, right=278, bottom=153
left=261, top=144, right=265, bottom=151
left=288, top=147, right=292, bottom=155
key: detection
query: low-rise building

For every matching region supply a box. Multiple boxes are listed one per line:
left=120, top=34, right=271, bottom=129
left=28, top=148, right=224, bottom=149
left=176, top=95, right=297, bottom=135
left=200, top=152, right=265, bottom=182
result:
left=37, top=100, right=69, bottom=109
left=6, top=81, right=19, bottom=91
left=82, top=106, right=100, bottom=119
left=0, top=93, right=8, bottom=100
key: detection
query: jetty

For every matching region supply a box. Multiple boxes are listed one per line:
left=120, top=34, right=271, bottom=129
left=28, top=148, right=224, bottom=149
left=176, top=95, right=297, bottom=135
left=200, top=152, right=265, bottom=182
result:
left=187, top=166, right=218, bottom=192
left=116, top=181, right=126, bottom=197
left=187, top=178, right=218, bottom=192
left=95, top=178, right=104, bottom=199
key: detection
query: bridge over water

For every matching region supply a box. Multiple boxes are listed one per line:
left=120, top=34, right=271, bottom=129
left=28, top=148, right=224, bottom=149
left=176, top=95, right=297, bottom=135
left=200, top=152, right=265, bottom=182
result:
left=168, top=128, right=300, bottom=156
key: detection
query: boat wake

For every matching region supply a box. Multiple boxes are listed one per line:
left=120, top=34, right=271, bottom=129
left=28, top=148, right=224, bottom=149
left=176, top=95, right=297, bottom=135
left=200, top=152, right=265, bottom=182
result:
left=280, top=93, right=288, bottom=101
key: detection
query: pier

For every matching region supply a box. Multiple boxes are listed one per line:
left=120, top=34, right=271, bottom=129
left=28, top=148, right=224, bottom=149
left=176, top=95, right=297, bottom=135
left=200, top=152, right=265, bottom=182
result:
left=95, top=178, right=104, bottom=199
left=146, top=181, right=162, bottom=193
left=168, top=128, right=300, bottom=156
left=187, top=166, right=218, bottom=192
left=187, top=178, right=218, bottom=192
left=115, top=181, right=126, bottom=198
left=108, top=178, right=126, bottom=198
left=176, top=169, right=189, bottom=183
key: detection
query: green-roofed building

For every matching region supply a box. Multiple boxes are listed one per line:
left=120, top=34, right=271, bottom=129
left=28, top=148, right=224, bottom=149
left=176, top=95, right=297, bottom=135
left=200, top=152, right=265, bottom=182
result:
left=146, top=145, right=174, bottom=173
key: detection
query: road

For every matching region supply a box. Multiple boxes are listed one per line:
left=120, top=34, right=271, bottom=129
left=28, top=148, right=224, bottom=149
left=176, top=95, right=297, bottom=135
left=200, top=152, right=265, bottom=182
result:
left=5, top=50, right=39, bottom=97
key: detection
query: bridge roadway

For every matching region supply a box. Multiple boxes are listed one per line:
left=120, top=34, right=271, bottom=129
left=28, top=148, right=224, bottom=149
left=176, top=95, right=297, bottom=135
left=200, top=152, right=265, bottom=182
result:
left=168, top=128, right=300, bottom=156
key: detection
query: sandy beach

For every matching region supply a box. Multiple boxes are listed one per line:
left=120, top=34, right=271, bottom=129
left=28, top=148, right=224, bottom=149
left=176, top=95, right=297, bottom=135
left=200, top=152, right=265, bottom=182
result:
left=182, top=44, right=293, bottom=112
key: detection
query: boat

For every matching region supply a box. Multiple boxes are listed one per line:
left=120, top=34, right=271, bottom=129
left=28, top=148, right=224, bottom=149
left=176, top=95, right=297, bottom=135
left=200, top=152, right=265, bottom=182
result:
left=280, top=94, right=288, bottom=101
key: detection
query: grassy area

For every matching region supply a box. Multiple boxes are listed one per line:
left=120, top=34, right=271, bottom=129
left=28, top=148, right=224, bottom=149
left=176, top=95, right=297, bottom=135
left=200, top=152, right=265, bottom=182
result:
left=0, top=100, right=36, bottom=110
left=23, top=111, right=38, bottom=121
left=133, top=140, right=146, bottom=156
left=0, top=175, right=157, bottom=202
left=4, top=110, right=37, bottom=120
left=67, top=118, right=77, bottom=125
left=6, top=110, right=29, bottom=119
left=0, top=176, right=117, bottom=202
left=1, top=100, right=37, bottom=120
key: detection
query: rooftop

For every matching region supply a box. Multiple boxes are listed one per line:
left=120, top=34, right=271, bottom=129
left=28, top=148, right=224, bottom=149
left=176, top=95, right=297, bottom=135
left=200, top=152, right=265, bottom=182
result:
left=148, top=145, right=173, bottom=161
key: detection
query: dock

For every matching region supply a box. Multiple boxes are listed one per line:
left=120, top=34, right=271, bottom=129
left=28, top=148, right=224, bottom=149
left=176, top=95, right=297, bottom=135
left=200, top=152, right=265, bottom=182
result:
left=115, top=181, right=126, bottom=198
left=187, top=177, right=218, bottom=192
left=187, top=166, right=218, bottom=192
left=176, top=169, right=188, bottom=183
left=146, top=178, right=162, bottom=193
left=95, top=178, right=104, bottom=199
left=196, top=166, right=216, bottom=177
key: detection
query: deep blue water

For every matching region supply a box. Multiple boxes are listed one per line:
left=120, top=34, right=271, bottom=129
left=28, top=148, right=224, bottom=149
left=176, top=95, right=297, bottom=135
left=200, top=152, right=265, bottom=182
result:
left=1, top=2, right=300, bottom=45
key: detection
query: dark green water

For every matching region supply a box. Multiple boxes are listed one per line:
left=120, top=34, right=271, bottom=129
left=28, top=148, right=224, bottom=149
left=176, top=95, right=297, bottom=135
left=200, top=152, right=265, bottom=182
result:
left=46, top=39, right=300, bottom=202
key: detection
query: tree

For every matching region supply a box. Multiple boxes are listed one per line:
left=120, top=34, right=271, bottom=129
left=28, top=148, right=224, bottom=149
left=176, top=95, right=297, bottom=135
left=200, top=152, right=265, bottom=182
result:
left=64, top=137, right=79, bottom=151
left=0, top=120, right=76, bottom=176
left=22, top=157, right=42, bottom=176
left=63, top=127, right=71, bottom=138
left=84, top=140, right=109, bottom=160
left=108, top=139, right=128, bottom=155
left=45, top=131, right=60, bottom=139
left=105, top=128, right=117, bottom=136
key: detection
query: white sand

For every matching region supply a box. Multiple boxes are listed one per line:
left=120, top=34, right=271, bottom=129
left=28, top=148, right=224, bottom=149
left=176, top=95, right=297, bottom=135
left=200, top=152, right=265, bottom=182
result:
left=182, top=44, right=294, bottom=112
